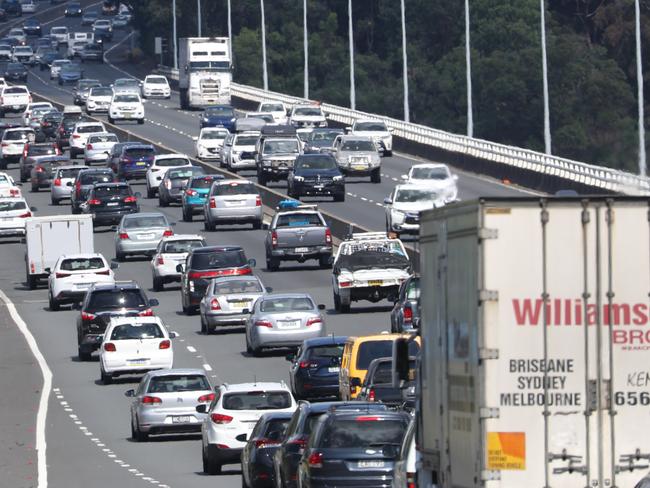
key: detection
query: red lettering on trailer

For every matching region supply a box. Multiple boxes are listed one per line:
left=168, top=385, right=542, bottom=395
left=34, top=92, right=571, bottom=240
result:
left=512, top=299, right=649, bottom=327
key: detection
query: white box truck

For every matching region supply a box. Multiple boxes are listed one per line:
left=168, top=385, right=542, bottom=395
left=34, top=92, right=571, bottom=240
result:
left=412, top=197, right=650, bottom=488
left=178, top=37, right=232, bottom=109
left=25, top=215, right=94, bottom=289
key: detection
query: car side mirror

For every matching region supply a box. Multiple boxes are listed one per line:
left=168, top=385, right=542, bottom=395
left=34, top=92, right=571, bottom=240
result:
left=265, top=287, right=273, bottom=293
left=124, top=389, right=135, bottom=397
left=134, top=192, right=141, bottom=198
left=110, top=261, right=119, bottom=270
left=169, top=331, right=178, bottom=339
left=195, top=404, right=208, bottom=414
left=317, top=304, right=326, bottom=311
left=350, top=377, right=361, bottom=388
left=30, top=206, right=37, bottom=211
left=242, top=309, right=250, bottom=315
left=383, top=197, right=392, bottom=205
left=285, top=353, right=295, bottom=362
left=149, top=298, right=159, bottom=306
left=176, top=264, right=184, bottom=272
left=248, top=258, right=256, bottom=268
left=192, top=136, right=198, bottom=141
left=44, top=267, right=51, bottom=273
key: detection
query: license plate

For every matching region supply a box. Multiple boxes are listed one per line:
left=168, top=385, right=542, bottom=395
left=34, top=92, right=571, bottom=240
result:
left=368, top=280, right=383, bottom=286
left=74, top=283, right=91, bottom=288
left=295, top=247, right=309, bottom=253
left=123, top=113, right=132, bottom=118
left=138, top=233, right=154, bottom=240
left=278, top=320, right=300, bottom=329
left=328, top=367, right=340, bottom=373
left=171, top=415, right=191, bottom=423
left=127, top=358, right=147, bottom=365
left=136, top=161, right=146, bottom=166
left=358, top=460, right=385, bottom=468
left=352, top=165, right=367, bottom=170
left=231, top=301, right=248, bottom=309
left=106, top=202, right=118, bottom=206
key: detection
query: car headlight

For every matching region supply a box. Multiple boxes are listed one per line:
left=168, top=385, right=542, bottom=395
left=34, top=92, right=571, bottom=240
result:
left=391, top=209, right=405, bottom=223
left=333, top=175, right=343, bottom=181
left=293, top=175, right=304, bottom=182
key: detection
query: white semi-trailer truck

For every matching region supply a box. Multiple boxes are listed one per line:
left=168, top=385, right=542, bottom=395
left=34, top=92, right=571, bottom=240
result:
left=408, top=197, right=650, bottom=488
left=178, top=37, right=231, bottom=109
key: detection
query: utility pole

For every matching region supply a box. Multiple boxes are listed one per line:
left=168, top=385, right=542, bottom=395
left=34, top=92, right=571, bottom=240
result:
left=465, top=0, right=473, bottom=137
left=197, top=0, right=202, bottom=37
left=540, top=0, right=552, bottom=154
left=303, top=0, right=309, bottom=99
left=348, top=0, right=356, bottom=110
left=260, top=0, right=268, bottom=91
left=400, top=0, right=409, bottom=122
left=172, top=0, right=178, bottom=69
left=227, top=0, right=232, bottom=60
left=635, top=0, right=646, bottom=175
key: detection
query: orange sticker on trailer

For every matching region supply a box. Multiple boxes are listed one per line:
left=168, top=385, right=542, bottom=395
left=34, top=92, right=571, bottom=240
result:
left=487, top=432, right=525, bottom=470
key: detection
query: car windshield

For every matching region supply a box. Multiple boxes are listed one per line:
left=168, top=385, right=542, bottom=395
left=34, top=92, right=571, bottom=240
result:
left=60, top=257, right=105, bottom=271
left=264, top=140, right=299, bottom=154
left=235, top=136, right=258, bottom=146
left=212, top=279, right=262, bottom=295
left=296, top=156, right=336, bottom=170
left=52, top=28, right=67, bottom=34
left=320, top=418, right=408, bottom=448
left=276, top=213, right=322, bottom=228
left=89, top=134, right=118, bottom=143
left=260, top=297, right=314, bottom=312
left=94, top=185, right=130, bottom=197
left=62, top=64, right=81, bottom=72
left=211, top=182, right=257, bottom=196
left=80, top=173, right=112, bottom=184
left=410, top=166, right=451, bottom=180
left=205, top=107, right=234, bottom=117
left=114, top=79, right=139, bottom=87
left=162, top=239, right=204, bottom=253
left=3, top=87, right=27, bottom=95
left=191, top=250, right=247, bottom=270
left=294, top=107, right=322, bottom=116
left=306, top=344, right=344, bottom=360
left=355, top=122, right=388, bottom=132
left=4, top=130, right=32, bottom=141
left=87, top=289, right=146, bottom=311
left=222, top=391, right=291, bottom=410
left=113, top=94, right=139, bottom=103
left=168, top=167, right=203, bottom=179
left=0, top=200, right=26, bottom=211
left=395, top=188, right=439, bottom=203
left=201, top=130, right=227, bottom=140
left=309, top=130, right=340, bottom=142
left=6, top=63, right=25, bottom=71
left=341, top=140, right=375, bottom=151
left=124, top=147, right=154, bottom=158
left=156, top=157, right=188, bottom=168
left=148, top=374, right=210, bottom=393
left=110, top=323, right=163, bottom=340
left=78, top=80, right=100, bottom=89
left=14, top=47, right=31, bottom=53
left=77, top=125, right=104, bottom=134
left=356, top=340, right=420, bottom=370
left=122, top=216, right=167, bottom=229
left=90, top=87, right=112, bottom=96
left=190, top=176, right=219, bottom=189
left=261, top=103, right=284, bottom=112
left=146, top=76, right=167, bottom=85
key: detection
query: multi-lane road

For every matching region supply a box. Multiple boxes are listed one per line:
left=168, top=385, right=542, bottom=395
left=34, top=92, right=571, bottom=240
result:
left=0, top=4, right=533, bottom=488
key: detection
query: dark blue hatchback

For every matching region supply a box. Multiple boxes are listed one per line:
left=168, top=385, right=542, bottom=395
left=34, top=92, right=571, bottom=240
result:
left=199, top=105, right=236, bottom=131
left=115, top=144, right=155, bottom=180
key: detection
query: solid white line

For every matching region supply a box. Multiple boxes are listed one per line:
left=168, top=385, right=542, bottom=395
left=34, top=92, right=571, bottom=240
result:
left=0, top=290, right=52, bottom=488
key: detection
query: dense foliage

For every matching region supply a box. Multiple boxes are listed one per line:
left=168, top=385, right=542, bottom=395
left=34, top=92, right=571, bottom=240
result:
left=132, top=0, right=648, bottom=172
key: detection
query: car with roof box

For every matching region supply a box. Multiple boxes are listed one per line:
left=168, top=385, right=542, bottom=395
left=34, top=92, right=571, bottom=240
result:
left=114, top=212, right=174, bottom=261
left=80, top=182, right=139, bottom=226
left=181, top=174, right=224, bottom=221
left=150, top=234, right=206, bottom=291
left=50, top=164, right=87, bottom=205
left=203, top=178, right=262, bottom=231
left=158, top=165, right=205, bottom=207
left=71, top=167, right=115, bottom=213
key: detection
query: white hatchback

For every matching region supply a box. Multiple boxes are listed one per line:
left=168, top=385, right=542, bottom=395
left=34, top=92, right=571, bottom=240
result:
left=141, top=75, right=171, bottom=98
left=145, top=153, right=192, bottom=197
left=108, top=93, right=145, bottom=125
left=48, top=253, right=116, bottom=310
left=150, top=234, right=206, bottom=291
left=69, top=121, right=106, bottom=159
left=99, top=317, right=175, bottom=384
left=194, top=127, right=229, bottom=162
left=84, top=132, right=119, bottom=165
left=1, top=127, right=35, bottom=168
left=0, top=197, right=31, bottom=237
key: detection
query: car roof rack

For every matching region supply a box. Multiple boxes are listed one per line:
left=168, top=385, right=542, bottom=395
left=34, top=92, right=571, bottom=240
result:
left=275, top=200, right=318, bottom=212
left=348, top=231, right=390, bottom=241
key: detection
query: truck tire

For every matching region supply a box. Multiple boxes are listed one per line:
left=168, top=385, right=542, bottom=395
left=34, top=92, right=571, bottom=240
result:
left=179, top=88, right=189, bottom=110
left=27, top=274, right=37, bottom=290
left=334, top=190, right=345, bottom=202
left=371, top=168, right=381, bottom=184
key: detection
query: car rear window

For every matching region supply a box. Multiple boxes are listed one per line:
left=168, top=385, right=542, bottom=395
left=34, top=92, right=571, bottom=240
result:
left=109, top=323, right=163, bottom=340
left=370, top=360, right=416, bottom=385
left=319, top=417, right=407, bottom=448
left=356, top=340, right=420, bottom=370
left=235, top=136, right=258, bottom=145
left=60, top=257, right=105, bottom=271
left=222, top=391, right=291, bottom=410
left=156, top=157, right=189, bottom=167
left=147, top=374, right=210, bottom=393
left=90, top=87, right=113, bottom=96
left=190, top=250, right=247, bottom=270
left=4, top=130, right=33, bottom=141
left=211, top=182, right=257, bottom=196
left=123, top=215, right=167, bottom=229
left=276, top=213, right=322, bottom=228
left=77, top=125, right=103, bottom=134
left=162, top=239, right=205, bottom=253
left=4, top=87, right=27, bottom=95
left=94, top=185, right=130, bottom=197
left=28, top=145, right=57, bottom=156
left=405, top=280, right=419, bottom=300
left=89, top=134, right=118, bottom=143
left=124, top=148, right=154, bottom=158
left=212, top=279, right=262, bottom=295
left=87, top=289, right=146, bottom=312
left=0, top=200, right=26, bottom=211
left=80, top=172, right=112, bottom=185
left=306, top=344, right=344, bottom=360
left=168, top=167, right=203, bottom=179
left=57, top=168, right=82, bottom=179
left=262, top=418, right=290, bottom=440
left=113, top=94, right=140, bottom=103
left=260, top=297, right=314, bottom=312
left=191, top=176, right=218, bottom=189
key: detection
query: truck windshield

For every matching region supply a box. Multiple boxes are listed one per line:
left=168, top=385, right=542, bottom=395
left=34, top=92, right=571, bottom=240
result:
left=264, top=140, right=299, bottom=154
left=189, top=61, right=230, bottom=70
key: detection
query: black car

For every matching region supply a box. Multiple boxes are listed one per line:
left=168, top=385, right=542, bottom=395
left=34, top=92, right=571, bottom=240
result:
left=178, top=246, right=256, bottom=314
left=4, top=62, right=26, bottom=81
left=158, top=166, right=205, bottom=207
left=304, top=128, right=344, bottom=154
left=109, top=143, right=155, bottom=180
left=22, top=19, right=41, bottom=36
left=64, top=1, right=82, bottom=16
left=76, top=281, right=158, bottom=361
left=20, top=142, right=62, bottom=181
left=241, top=412, right=293, bottom=488
left=287, top=154, right=345, bottom=201
left=71, top=168, right=115, bottom=213
left=356, top=357, right=417, bottom=409
left=39, top=111, right=63, bottom=139
left=80, top=43, right=103, bottom=63
left=55, top=116, right=86, bottom=149
left=287, top=336, right=347, bottom=401
left=274, top=401, right=388, bottom=488
left=1, top=1, right=21, bottom=16
left=298, top=408, right=410, bottom=488
left=390, top=276, right=420, bottom=333
left=81, top=182, right=140, bottom=226
left=29, top=156, right=68, bottom=192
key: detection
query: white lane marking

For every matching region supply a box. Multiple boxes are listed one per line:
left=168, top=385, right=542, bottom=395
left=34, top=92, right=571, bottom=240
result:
left=0, top=290, right=52, bottom=488
left=203, top=363, right=213, bottom=371
left=186, top=346, right=196, bottom=353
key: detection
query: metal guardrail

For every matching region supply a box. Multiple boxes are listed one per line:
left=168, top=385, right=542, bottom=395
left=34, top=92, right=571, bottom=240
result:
left=156, top=64, right=650, bottom=196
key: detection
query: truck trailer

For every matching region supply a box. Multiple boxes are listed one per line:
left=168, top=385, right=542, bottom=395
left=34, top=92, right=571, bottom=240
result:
left=178, top=37, right=231, bottom=109
left=412, top=197, right=650, bottom=488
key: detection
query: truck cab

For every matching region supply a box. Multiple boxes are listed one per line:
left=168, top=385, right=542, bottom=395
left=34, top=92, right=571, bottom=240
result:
left=178, top=37, right=232, bottom=109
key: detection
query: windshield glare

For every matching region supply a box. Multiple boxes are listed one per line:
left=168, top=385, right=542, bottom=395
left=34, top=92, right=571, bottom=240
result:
left=162, top=239, right=204, bottom=253
left=222, top=391, right=291, bottom=410
left=395, top=189, right=439, bottom=203
left=410, top=167, right=451, bottom=180
left=110, top=323, right=163, bottom=340
left=212, top=279, right=263, bottom=295
left=114, top=95, right=139, bottom=103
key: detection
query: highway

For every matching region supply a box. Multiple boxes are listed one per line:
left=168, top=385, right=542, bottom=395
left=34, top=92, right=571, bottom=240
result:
left=0, top=4, right=534, bottom=488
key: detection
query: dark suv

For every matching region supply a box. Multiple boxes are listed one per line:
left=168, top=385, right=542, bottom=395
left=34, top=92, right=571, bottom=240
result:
left=55, top=116, right=87, bottom=148
left=390, top=276, right=420, bottom=333
left=71, top=168, right=115, bottom=213
left=108, top=142, right=155, bottom=180
left=178, top=246, right=256, bottom=314
left=287, top=154, right=345, bottom=202
left=81, top=182, right=139, bottom=226
left=298, top=408, right=410, bottom=488
left=76, top=281, right=159, bottom=360
left=19, top=142, right=61, bottom=182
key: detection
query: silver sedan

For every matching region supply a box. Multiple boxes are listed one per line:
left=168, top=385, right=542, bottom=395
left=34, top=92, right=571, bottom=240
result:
left=114, top=212, right=174, bottom=261
left=199, top=275, right=271, bottom=333
left=245, top=293, right=326, bottom=356
left=125, top=368, right=214, bottom=441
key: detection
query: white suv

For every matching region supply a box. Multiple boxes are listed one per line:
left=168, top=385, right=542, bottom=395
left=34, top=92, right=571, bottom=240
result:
left=348, top=119, right=393, bottom=157
left=85, top=86, right=114, bottom=114
left=145, top=153, right=192, bottom=197
left=200, top=382, right=296, bottom=474
left=141, top=75, right=171, bottom=99
left=69, top=121, right=106, bottom=158
left=108, top=92, right=145, bottom=125
left=289, top=104, right=327, bottom=128
left=50, top=26, right=69, bottom=45
left=150, top=234, right=206, bottom=291
left=0, top=127, right=35, bottom=169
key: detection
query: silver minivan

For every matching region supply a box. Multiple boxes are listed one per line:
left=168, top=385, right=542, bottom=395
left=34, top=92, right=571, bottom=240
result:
left=203, top=179, right=262, bottom=231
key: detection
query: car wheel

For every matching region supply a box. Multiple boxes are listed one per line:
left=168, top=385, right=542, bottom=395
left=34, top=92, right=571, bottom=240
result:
left=78, top=346, right=91, bottom=362
left=385, top=150, right=393, bottom=157
left=146, top=184, right=155, bottom=199
left=152, top=276, right=163, bottom=292
left=257, top=170, right=267, bottom=186
left=158, top=195, right=168, bottom=207
left=267, top=256, right=280, bottom=271
left=100, top=367, right=112, bottom=385
left=31, top=184, right=39, bottom=192
left=318, top=255, right=332, bottom=269
left=132, top=418, right=148, bottom=442
left=115, top=251, right=125, bottom=262
left=204, top=216, right=215, bottom=232
left=340, top=301, right=351, bottom=313
left=370, top=168, right=381, bottom=184
left=108, top=116, right=114, bottom=124
left=203, top=445, right=221, bottom=475
left=48, top=291, right=59, bottom=311
left=0, top=158, right=6, bottom=170
left=51, top=197, right=59, bottom=206
left=182, top=207, right=192, bottom=222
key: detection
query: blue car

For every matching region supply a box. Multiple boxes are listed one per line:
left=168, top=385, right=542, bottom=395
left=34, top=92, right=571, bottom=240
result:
left=181, top=174, right=223, bottom=221
left=58, top=64, right=83, bottom=85
left=287, top=335, right=348, bottom=401
left=199, top=105, right=236, bottom=131
left=115, top=144, right=156, bottom=180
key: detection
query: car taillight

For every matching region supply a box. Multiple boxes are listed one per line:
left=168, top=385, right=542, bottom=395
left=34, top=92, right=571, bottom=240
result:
left=95, top=269, right=110, bottom=275
left=254, top=320, right=272, bottom=328
left=368, top=388, right=376, bottom=402
left=406, top=473, right=416, bottom=488
left=10, top=188, right=20, bottom=197
left=339, top=281, right=352, bottom=288
left=103, top=342, right=116, bottom=352
left=75, top=180, right=81, bottom=195
left=53, top=178, right=62, bottom=186
left=403, top=303, right=413, bottom=324
left=35, top=166, right=45, bottom=173
left=139, top=308, right=154, bottom=317
left=210, top=298, right=221, bottom=311
left=255, top=438, right=280, bottom=448
left=210, top=413, right=233, bottom=424
left=306, top=317, right=322, bottom=327
left=141, top=396, right=162, bottom=405
left=81, top=312, right=95, bottom=321
left=271, top=231, right=277, bottom=248
left=308, top=452, right=323, bottom=468
left=325, top=228, right=332, bottom=245
left=255, top=195, right=261, bottom=207
left=55, top=271, right=70, bottom=278
left=164, top=179, right=171, bottom=190
left=198, top=393, right=215, bottom=403
left=124, top=196, right=137, bottom=203
left=355, top=416, right=381, bottom=422
left=18, top=211, right=32, bottom=218
left=299, top=361, right=318, bottom=369
left=185, top=188, right=197, bottom=196
left=236, top=267, right=252, bottom=276
left=22, top=147, right=28, bottom=158
left=163, top=229, right=173, bottom=237
left=88, top=199, right=101, bottom=205
left=289, top=436, right=308, bottom=448
left=156, top=255, right=164, bottom=265
left=119, top=232, right=129, bottom=239
left=86, top=143, right=93, bottom=150
left=159, top=340, right=170, bottom=349
left=0, top=143, right=7, bottom=147
left=72, top=134, right=80, bottom=138
left=209, top=197, right=216, bottom=208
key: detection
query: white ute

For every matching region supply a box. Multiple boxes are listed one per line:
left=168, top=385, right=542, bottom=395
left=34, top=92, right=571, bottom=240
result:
left=347, top=119, right=393, bottom=156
